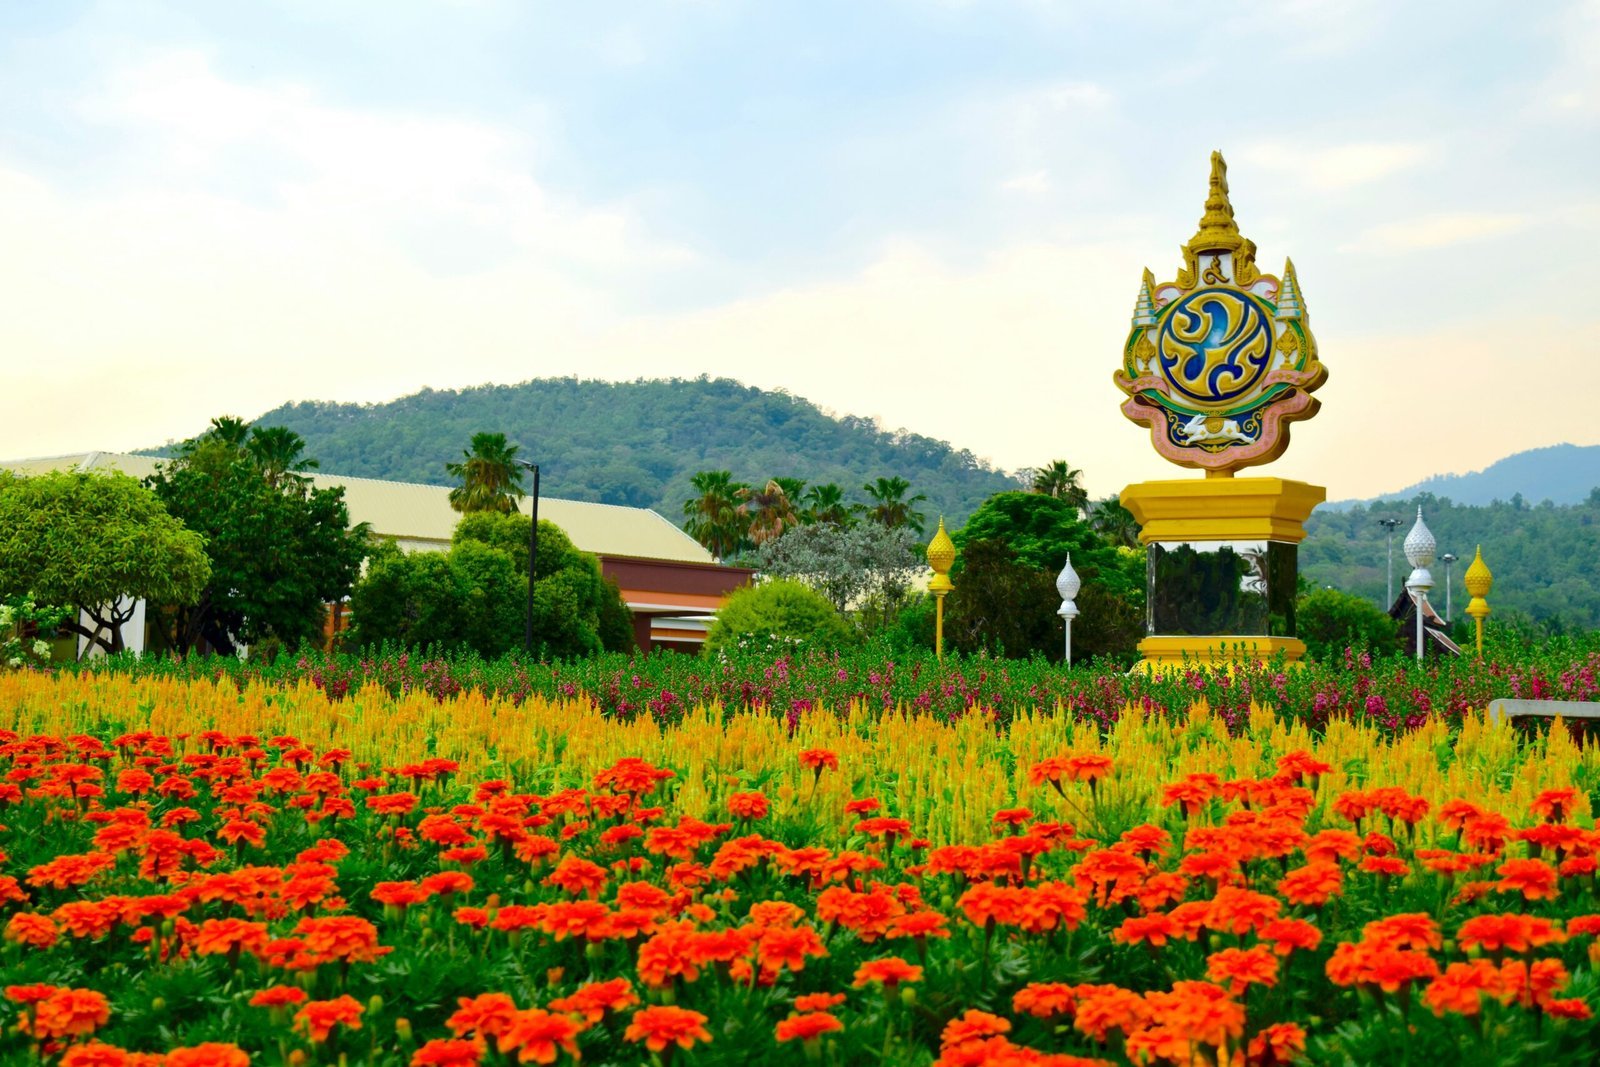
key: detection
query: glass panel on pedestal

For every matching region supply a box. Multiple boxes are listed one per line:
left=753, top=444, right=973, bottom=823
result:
left=1146, top=541, right=1297, bottom=637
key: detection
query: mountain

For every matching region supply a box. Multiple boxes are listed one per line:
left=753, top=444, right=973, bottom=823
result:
left=1330, top=444, right=1600, bottom=509
left=171, top=376, right=1021, bottom=528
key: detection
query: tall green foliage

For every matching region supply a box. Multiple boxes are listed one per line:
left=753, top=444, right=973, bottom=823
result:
left=349, top=514, right=634, bottom=659
left=445, top=432, right=526, bottom=514
left=0, top=471, right=210, bottom=655
left=145, top=420, right=367, bottom=654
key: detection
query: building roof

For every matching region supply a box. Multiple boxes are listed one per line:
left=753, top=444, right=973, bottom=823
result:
left=2, top=451, right=714, bottom=565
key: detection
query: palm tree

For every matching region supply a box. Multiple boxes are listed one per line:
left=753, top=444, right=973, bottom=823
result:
left=446, top=432, right=527, bottom=514
left=737, top=479, right=801, bottom=546
left=246, top=426, right=319, bottom=489
left=1030, top=460, right=1089, bottom=512
left=802, top=483, right=852, bottom=526
left=682, top=470, right=749, bottom=559
left=1089, top=495, right=1141, bottom=548
left=862, top=476, right=927, bottom=533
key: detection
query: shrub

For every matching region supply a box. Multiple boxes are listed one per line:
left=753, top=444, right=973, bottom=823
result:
left=703, top=579, right=854, bottom=657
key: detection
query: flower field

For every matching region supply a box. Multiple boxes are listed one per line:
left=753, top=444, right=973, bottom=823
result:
left=3, top=671, right=1600, bottom=1065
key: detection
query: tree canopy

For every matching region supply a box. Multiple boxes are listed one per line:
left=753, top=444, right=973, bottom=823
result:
left=446, top=432, right=527, bottom=514
left=0, top=471, right=210, bottom=654
left=702, top=579, right=854, bottom=657
left=145, top=420, right=368, bottom=654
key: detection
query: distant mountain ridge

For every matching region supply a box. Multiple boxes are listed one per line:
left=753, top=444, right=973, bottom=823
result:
left=1330, top=444, right=1600, bottom=509
left=161, top=377, right=1021, bottom=527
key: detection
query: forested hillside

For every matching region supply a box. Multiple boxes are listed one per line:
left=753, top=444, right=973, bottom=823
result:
left=1302, top=489, right=1600, bottom=629
left=183, top=377, right=1020, bottom=526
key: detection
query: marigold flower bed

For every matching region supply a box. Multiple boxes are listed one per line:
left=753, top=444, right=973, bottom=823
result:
left=2, top=674, right=1599, bottom=1065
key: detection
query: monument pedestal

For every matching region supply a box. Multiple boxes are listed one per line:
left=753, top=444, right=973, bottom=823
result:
left=1121, top=477, right=1324, bottom=670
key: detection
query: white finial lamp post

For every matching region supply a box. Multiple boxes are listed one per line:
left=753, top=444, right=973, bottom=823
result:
left=1056, top=554, right=1081, bottom=667
left=1403, top=507, right=1435, bottom=663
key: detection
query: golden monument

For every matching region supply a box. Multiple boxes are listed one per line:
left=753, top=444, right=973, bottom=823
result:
left=1114, top=153, right=1328, bottom=668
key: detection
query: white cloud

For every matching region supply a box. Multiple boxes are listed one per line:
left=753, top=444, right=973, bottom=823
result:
left=1001, top=170, right=1051, bottom=193
left=1352, top=212, right=1529, bottom=252
left=1241, top=140, right=1430, bottom=191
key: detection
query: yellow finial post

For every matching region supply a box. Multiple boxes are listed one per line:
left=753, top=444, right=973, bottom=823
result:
left=1463, top=545, right=1493, bottom=658
left=926, top=518, right=956, bottom=662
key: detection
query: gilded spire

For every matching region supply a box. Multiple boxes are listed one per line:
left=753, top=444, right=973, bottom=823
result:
left=926, top=518, right=956, bottom=593
left=1131, top=273, right=1156, bottom=327
left=1464, top=544, right=1493, bottom=600
left=1275, top=258, right=1303, bottom=320
left=1186, top=150, right=1244, bottom=255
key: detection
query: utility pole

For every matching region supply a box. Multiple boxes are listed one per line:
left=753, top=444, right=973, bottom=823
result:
left=1439, top=553, right=1458, bottom=623
left=1377, top=517, right=1402, bottom=606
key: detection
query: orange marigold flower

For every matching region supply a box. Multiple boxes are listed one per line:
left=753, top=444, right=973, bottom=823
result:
left=1364, top=913, right=1442, bottom=952
left=940, top=1010, right=1011, bottom=1049
left=727, top=792, right=769, bottom=820
left=886, top=911, right=951, bottom=941
left=194, top=918, right=270, bottom=959
left=30, top=988, right=111, bottom=1040
left=59, top=1041, right=131, bottom=1067
left=852, top=957, right=923, bottom=988
left=4, top=912, right=58, bottom=949
left=1012, top=982, right=1077, bottom=1019
left=1423, top=960, right=1503, bottom=1016
left=1359, top=855, right=1409, bottom=878
left=799, top=749, right=839, bottom=773
left=1246, top=1022, right=1307, bottom=1065
left=545, top=857, right=608, bottom=899
left=795, top=992, right=847, bottom=1012
left=775, top=1011, right=844, bottom=1043
left=1113, top=913, right=1176, bottom=947
left=448, top=994, right=520, bottom=1040
left=623, top=1005, right=712, bottom=1054
left=1458, top=914, right=1549, bottom=955
left=1277, top=863, right=1342, bottom=907
left=1258, top=918, right=1323, bottom=955
left=1496, top=858, right=1560, bottom=901
left=410, top=1038, right=486, bottom=1067
left=1567, top=915, right=1600, bottom=937
left=295, top=916, right=389, bottom=965
left=1545, top=998, right=1594, bottom=1020
left=248, top=985, right=308, bottom=1008
left=547, top=979, right=638, bottom=1024
left=496, top=1008, right=582, bottom=1064
left=1206, top=946, right=1278, bottom=995
left=293, top=995, right=364, bottom=1044
left=1073, top=986, right=1149, bottom=1043
left=164, top=1044, right=251, bottom=1067
left=1530, top=787, right=1581, bottom=823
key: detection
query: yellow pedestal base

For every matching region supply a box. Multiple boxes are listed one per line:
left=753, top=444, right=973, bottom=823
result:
left=1122, top=476, right=1325, bottom=673
left=1132, top=635, right=1308, bottom=672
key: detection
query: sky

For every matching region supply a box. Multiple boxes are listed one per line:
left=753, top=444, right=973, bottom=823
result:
left=2, top=0, right=1597, bottom=501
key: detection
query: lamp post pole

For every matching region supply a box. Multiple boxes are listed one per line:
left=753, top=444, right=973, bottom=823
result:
left=1464, top=546, right=1493, bottom=659
left=1056, top=554, right=1081, bottom=667
left=1378, top=517, right=1402, bottom=606
left=1439, top=553, right=1457, bottom=623
left=1403, top=507, right=1435, bottom=664
left=517, top=461, right=541, bottom=656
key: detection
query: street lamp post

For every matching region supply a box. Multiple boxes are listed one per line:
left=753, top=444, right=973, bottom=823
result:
left=1403, top=507, right=1435, bottom=664
left=516, top=460, right=541, bottom=656
left=1439, top=552, right=1458, bottom=623
left=1377, top=517, right=1402, bottom=606
left=1055, top=554, right=1081, bottom=667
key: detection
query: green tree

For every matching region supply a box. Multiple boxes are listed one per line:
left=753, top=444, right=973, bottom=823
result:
left=147, top=427, right=368, bottom=654
left=755, top=522, right=922, bottom=616
left=446, top=432, right=527, bottom=514
left=944, top=539, right=1060, bottom=658
left=703, top=579, right=855, bottom=657
left=451, top=512, right=635, bottom=657
left=245, top=426, right=319, bottom=489
left=862, top=476, right=927, bottom=533
left=0, top=471, right=210, bottom=655
left=737, top=479, right=801, bottom=546
left=1089, top=495, right=1141, bottom=549
left=801, top=483, right=852, bottom=526
left=1028, top=460, right=1089, bottom=511
left=682, top=470, right=749, bottom=559
left=1297, top=587, right=1402, bottom=663
left=955, top=492, right=1121, bottom=587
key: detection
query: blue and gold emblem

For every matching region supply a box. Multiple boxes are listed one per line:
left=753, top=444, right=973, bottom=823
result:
left=1114, top=153, right=1326, bottom=472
